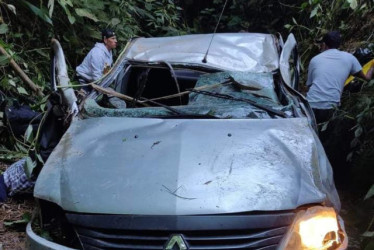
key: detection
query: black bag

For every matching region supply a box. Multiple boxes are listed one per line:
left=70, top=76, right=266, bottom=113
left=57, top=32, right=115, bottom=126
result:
left=4, top=103, right=42, bottom=138
left=37, top=92, right=67, bottom=162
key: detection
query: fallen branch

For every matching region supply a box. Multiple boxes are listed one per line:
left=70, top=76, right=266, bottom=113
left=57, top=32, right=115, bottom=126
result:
left=90, top=83, right=150, bottom=107
left=0, top=44, right=44, bottom=97
left=89, top=79, right=232, bottom=108
left=139, top=79, right=232, bottom=103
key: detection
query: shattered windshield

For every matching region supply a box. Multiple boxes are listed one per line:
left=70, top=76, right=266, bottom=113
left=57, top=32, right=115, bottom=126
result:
left=83, top=70, right=294, bottom=119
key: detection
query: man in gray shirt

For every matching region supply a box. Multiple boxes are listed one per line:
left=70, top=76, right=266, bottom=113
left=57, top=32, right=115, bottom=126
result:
left=306, top=31, right=373, bottom=124
left=76, top=29, right=117, bottom=92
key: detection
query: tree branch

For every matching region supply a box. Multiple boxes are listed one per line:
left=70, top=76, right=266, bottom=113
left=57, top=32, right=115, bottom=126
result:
left=0, top=44, right=44, bottom=97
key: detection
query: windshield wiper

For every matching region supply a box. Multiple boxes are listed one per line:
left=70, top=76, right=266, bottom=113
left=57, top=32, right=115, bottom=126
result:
left=188, top=89, right=287, bottom=118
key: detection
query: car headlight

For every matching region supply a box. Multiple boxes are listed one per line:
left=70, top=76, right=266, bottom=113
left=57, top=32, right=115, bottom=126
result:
left=278, top=206, right=348, bottom=250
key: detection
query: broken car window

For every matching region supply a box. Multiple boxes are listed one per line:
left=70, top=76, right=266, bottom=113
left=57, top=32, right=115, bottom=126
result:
left=83, top=68, right=295, bottom=119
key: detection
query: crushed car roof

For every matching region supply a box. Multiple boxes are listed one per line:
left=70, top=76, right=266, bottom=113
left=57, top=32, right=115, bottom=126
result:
left=124, top=33, right=280, bottom=72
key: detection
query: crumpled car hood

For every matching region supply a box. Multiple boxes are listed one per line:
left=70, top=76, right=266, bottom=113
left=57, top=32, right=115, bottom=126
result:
left=34, top=117, right=340, bottom=215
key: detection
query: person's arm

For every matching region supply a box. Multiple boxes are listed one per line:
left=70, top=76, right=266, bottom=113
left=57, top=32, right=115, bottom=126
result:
left=355, top=64, right=374, bottom=81
left=90, top=50, right=106, bottom=81
left=305, top=59, right=315, bottom=93
left=351, top=55, right=373, bottom=81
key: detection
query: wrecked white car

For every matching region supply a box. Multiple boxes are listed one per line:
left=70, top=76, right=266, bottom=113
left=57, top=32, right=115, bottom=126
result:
left=27, top=33, right=347, bottom=250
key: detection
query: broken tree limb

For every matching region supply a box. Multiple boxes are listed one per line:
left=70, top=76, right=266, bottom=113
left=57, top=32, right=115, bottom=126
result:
left=90, top=83, right=151, bottom=107
left=0, top=44, right=44, bottom=97
left=139, top=79, right=232, bottom=103
left=88, top=79, right=232, bottom=108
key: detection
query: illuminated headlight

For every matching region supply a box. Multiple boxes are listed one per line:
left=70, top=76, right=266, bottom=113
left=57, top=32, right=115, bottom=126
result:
left=278, top=206, right=348, bottom=250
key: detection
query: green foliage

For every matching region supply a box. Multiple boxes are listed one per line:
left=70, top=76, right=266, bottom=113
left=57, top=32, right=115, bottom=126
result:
left=20, top=0, right=53, bottom=25
left=0, top=0, right=186, bottom=158
left=4, top=212, right=32, bottom=228
left=0, top=147, right=27, bottom=161
left=0, top=23, right=9, bottom=34
left=0, top=0, right=186, bottom=101
left=45, top=0, right=187, bottom=52
left=186, top=0, right=297, bottom=33
left=365, top=185, right=374, bottom=200
left=333, top=78, right=374, bottom=249
left=283, top=0, right=373, bottom=73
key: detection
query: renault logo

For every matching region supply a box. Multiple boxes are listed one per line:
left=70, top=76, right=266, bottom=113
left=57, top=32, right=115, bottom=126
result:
left=164, top=234, right=188, bottom=250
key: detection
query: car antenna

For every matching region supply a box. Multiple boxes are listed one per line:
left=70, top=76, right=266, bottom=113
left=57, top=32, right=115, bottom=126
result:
left=202, top=0, right=230, bottom=63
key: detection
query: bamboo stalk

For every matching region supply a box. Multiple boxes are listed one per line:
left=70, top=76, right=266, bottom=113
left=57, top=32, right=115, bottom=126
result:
left=0, top=44, right=44, bottom=97
left=139, top=81, right=231, bottom=103
left=90, top=79, right=231, bottom=107
left=90, top=83, right=150, bottom=107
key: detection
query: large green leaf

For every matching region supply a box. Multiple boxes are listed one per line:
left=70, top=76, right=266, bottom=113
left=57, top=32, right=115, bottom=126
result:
left=24, top=156, right=37, bottom=178
left=6, top=4, right=17, bottom=15
left=0, top=55, right=9, bottom=66
left=111, top=18, right=121, bottom=26
left=4, top=212, right=32, bottom=227
left=35, top=49, right=49, bottom=58
left=17, top=86, right=29, bottom=95
left=21, top=0, right=53, bottom=25
left=48, top=0, right=55, bottom=18
left=347, top=0, right=358, bottom=9
left=0, top=148, right=27, bottom=161
left=68, top=15, right=76, bottom=24
left=75, top=8, right=99, bottom=22
left=310, top=6, right=318, bottom=18
left=57, top=0, right=75, bottom=24
left=58, top=0, right=73, bottom=7
left=24, top=124, right=34, bottom=143
left=364, top=185, right=374, bottom=200
left=8, top=78, right=16, bottom=87
left=0, top=24, right=9, bottom=34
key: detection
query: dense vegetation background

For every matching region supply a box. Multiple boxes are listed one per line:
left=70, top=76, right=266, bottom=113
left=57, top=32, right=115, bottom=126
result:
left=0, top=0, right=373, bottom=248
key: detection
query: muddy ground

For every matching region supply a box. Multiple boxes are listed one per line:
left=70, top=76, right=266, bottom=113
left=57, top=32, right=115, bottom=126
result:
left=0, top=161, right=33, bottom=249
left=0, top=196, right=33, bottom=250
left=0, top=162, right=373, bottom=250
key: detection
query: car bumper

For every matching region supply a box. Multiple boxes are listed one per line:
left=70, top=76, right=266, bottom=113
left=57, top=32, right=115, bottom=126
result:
left=26, top=222, right=76, bottom=250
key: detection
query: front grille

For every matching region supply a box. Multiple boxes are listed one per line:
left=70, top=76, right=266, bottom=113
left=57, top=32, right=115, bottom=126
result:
left=66, top=212, right=295, bottom=250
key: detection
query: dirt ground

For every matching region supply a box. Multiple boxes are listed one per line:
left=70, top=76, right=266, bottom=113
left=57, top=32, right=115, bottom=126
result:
left=1, top=161, right=33, bottom=250
left=339, top=189, right=373, bottom=250
left=0, top=162, right=372, bottom=250
left=0, top=196, right=33, bottom=250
